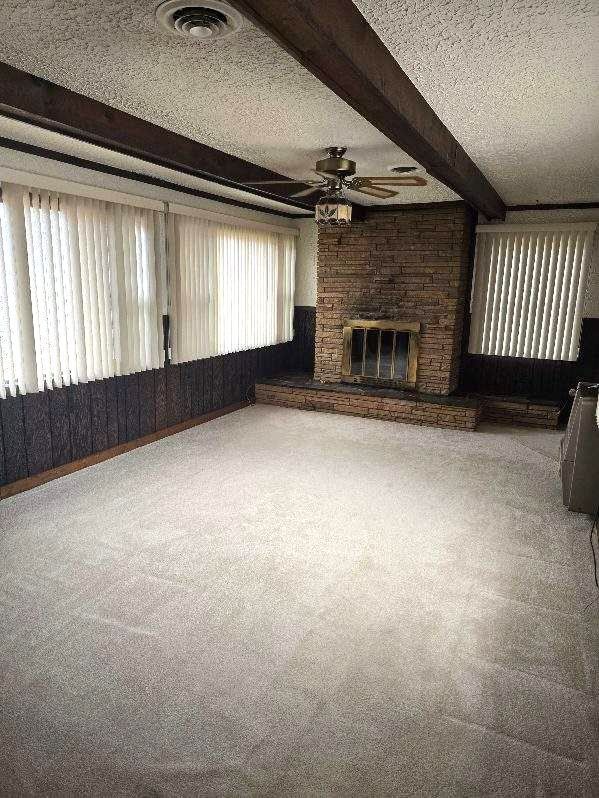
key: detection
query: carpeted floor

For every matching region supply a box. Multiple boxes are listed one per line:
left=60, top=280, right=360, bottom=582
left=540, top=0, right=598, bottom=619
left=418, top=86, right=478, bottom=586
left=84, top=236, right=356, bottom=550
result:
left=1, top=405, right=598, bottom=797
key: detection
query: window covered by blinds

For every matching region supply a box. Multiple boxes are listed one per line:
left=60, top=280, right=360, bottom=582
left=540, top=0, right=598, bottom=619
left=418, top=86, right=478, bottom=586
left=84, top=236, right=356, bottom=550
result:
left=468, top=223, right=596, bottom=361
left=0, top=181, right=166, bottom=397
left=1, top=176, right=298, bottom=399
left=169, top=211, right=295, bottom=364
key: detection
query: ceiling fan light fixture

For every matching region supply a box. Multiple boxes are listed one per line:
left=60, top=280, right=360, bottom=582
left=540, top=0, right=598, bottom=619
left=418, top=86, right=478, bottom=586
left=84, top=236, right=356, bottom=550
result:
left=315, top=191, right=352, bottom=226
left=243, top=148, right=427, bottom=210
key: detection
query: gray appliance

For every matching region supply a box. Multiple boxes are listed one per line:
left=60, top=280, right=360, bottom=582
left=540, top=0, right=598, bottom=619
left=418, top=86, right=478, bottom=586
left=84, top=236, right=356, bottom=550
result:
left=561, top=382, right=599, bottom=513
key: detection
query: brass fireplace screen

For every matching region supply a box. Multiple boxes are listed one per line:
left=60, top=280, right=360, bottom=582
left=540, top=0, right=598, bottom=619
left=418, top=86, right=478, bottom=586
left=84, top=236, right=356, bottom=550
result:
left=341, top=320, right=420, bottom=389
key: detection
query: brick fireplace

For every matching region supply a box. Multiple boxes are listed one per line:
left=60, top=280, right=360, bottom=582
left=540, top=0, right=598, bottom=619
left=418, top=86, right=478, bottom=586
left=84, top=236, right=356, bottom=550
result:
left=314, top=203, right=475, bottom=395
left=256, top=201, right=484, bottom=431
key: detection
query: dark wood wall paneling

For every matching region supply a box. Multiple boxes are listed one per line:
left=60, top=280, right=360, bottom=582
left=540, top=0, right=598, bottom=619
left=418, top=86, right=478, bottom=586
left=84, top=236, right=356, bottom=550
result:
left=1, top=395, right=28, bottom=483
left=291, top=307, right=316, bottom=374
left=459, top=319, right=599, bottom=402
left=0, top=340, right=294, bottom=488
left=3, top=302, right=592, bottom=489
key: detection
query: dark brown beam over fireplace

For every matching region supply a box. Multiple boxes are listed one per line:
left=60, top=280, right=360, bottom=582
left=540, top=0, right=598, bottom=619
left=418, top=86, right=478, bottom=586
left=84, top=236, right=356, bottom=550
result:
left=226, top=0, right=506, bottom=220
left=0, top=62, right=314, bottom=212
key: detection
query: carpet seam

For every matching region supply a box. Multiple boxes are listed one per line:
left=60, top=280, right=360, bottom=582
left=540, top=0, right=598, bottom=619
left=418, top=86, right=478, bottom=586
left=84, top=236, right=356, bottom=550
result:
left=438, top=713, right=589, bottom=767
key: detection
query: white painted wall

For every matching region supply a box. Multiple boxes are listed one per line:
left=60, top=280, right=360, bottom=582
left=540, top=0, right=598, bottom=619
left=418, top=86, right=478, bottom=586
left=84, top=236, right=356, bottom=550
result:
left=504, top=208, right=599, bottom=318
left=295, top=218, right=318, bottom=307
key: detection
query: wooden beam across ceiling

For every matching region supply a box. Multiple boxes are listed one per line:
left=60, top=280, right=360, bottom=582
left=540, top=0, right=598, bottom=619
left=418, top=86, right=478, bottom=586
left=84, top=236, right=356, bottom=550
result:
left=0, top=62, right=315, bottom=212
left=226, top=0, right=506, bottom=220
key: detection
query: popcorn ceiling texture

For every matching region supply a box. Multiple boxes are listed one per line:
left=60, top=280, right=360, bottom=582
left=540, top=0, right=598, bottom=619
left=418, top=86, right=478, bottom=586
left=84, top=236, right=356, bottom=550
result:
left=0, top=1, right=456, bottom=206
left=354, top=0, right=599, bottom=204
left=0, top=2, right=595, bottom=205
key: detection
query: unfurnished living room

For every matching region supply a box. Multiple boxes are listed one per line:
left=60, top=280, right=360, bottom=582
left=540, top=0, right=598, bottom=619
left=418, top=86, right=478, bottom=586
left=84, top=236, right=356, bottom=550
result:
left=0, top=1, right=598, bottom=796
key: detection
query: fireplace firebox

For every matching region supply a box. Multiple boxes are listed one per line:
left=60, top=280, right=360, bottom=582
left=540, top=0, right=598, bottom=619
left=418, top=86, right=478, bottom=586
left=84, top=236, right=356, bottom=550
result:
left=341, top=320, right=420, bottom=389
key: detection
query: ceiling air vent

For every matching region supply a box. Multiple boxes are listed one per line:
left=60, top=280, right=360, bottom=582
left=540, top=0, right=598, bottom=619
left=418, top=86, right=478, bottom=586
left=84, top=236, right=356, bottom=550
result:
left=156, top=0, right=244, bottom=41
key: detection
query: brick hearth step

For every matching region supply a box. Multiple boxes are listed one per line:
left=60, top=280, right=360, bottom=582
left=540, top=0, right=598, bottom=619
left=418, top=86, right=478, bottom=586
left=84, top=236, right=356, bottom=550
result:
left=255, top=375, right=481, bottom=430
left=476, top=394, right=563, bottom=429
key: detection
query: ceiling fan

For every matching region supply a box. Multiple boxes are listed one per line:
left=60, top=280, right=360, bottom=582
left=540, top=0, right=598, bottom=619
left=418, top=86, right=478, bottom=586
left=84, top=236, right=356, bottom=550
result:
left=244, top=147, right=427, bottom=200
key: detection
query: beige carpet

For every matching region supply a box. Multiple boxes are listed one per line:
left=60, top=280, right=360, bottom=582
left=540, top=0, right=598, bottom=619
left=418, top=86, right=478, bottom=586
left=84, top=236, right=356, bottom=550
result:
left=1, top=405, right=598, bottom=797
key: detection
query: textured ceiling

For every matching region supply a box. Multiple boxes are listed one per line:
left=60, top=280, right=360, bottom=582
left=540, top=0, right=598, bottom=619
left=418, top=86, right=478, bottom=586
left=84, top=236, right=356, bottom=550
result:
left=0, top=1, right=596, bottom=206
left=0, top=0, right=456, bottom=206
left=355, top=0, right=599, bottom=204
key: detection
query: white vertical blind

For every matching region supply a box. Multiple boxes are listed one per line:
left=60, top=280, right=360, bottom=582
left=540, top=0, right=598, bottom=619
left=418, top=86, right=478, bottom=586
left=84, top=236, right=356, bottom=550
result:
left=1, top=174, right=297, bottom=397
left=469, top=222, right=596, bottom=361
left=169, top=214, right=217, bottom=362
left=0, top=180, right=166, bottom=396
left=277, top=235, right=295, bottom=344
left=23, top=190, right=165, bottom=389
left=169, top=211, right=296, bottom=364
left=0, top=183, right=37, bottom=398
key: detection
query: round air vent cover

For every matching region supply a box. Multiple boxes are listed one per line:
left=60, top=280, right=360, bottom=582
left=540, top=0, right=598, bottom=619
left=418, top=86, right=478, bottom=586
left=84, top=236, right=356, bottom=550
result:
left=156, top=0, right=244, bottom=41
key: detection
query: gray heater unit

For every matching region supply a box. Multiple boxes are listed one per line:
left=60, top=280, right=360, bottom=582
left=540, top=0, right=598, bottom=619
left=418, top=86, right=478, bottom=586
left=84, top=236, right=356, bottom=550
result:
left=561, top=382, right=599, bottom=513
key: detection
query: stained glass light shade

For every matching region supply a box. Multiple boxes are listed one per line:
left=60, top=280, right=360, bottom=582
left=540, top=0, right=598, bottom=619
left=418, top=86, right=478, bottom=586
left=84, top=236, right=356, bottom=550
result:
left=315, top=193, right=352, bottom=226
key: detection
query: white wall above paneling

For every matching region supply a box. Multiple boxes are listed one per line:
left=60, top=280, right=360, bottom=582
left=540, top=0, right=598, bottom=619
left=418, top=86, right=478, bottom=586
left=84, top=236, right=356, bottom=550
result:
left=295, top=219, right=318, bottom=307
left=0, top=116, right=310, bottom=217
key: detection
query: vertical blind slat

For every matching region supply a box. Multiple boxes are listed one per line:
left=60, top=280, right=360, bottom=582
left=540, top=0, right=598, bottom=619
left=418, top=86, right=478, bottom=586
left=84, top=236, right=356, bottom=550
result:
left=517, top=233, right=538, bottom=356
left=567, top=231, right=593, bottom=361
left=529, top=233, right=550, bottom=357
left=480, top=235, right=496, bottom=353
left=552, top=232, right=576, bottom=359
left=468, top=232, right=487, bottom=350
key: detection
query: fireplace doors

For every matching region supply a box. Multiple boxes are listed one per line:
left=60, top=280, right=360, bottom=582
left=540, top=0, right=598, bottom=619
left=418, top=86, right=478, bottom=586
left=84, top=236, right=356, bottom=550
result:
left=341, top=320, right=419, bottom=389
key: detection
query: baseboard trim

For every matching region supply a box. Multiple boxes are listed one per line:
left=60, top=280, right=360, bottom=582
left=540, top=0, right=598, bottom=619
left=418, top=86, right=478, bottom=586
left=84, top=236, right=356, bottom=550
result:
left=0, top=400, right=248, bottom=500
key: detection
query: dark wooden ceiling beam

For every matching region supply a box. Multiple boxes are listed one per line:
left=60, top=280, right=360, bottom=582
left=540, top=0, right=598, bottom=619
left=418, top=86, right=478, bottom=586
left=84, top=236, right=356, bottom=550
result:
left=0, top=61, right=315, bottom=211
left=226, top=0, right=506, bottom=220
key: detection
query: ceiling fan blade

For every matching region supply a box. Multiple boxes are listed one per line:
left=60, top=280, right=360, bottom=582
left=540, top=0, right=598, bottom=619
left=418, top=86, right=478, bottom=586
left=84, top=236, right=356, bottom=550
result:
left=290, top=186, right=323, bottom=198
left=356, top=176, right=428, bottom=187
left=353, top=185, right=398, bottom=200
left=243, top=179, right=316, bottom=186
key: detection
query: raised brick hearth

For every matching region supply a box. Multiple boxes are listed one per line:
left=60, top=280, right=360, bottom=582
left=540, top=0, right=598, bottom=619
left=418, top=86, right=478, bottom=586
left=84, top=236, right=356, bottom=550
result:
left=255, top=378, right=564, bottom=431
left=256, top=376, right=481, bottom=430
left=314, top=203, right=475, bottom=395
left=478, top=395, right=562, bottom=428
